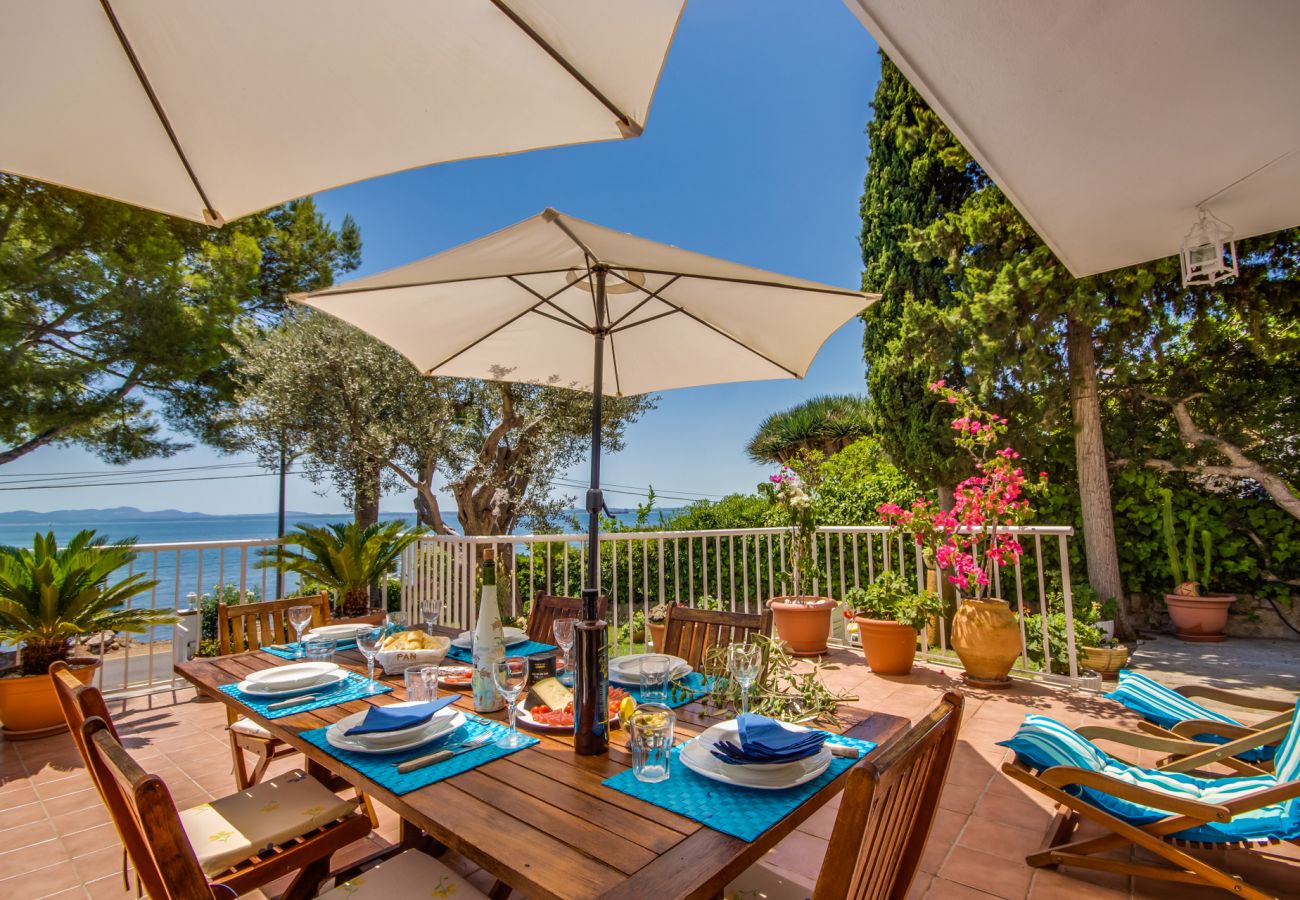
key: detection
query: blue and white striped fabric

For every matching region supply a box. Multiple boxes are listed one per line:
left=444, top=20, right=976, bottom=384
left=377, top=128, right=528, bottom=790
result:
left=999, top=707, right=1300, bottom=843
left=1105, top=669, right=1274, bottom=763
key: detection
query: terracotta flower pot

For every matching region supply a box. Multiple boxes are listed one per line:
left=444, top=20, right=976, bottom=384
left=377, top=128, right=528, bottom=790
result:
left=856, top=618, right=917, bottom=675
left=950, top=598, right=1022, bottom=687
left=0, top=657, right=100, bottom=740
left=1080, top=645, right=1129, bottom=679
left=647, top=622, right=666, bottom=652
left=1164, top=593, right=1235, bottom=643
left=767, top=597, right=836, bottom=657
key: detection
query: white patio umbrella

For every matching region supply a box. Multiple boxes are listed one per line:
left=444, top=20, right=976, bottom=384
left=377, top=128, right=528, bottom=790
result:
left=1, top=1, right=684, bottom=225
left=294, top=208, right=876, bottom=752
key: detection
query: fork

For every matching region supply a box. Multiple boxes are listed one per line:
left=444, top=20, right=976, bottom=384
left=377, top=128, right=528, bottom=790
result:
left=394, top=732, right=493, bottom=774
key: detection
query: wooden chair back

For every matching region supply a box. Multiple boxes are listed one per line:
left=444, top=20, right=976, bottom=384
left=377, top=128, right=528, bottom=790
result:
left=216, top=591, right=330, bottom=654
left=527, top=593, right=608, bottom=644
left=80, top=717, right=214, bottom=900
left=50, top=661, right=120, bottom=767
left=660, top=603, right=772, bottom=671
left=814, top=691, right=964, bottom=900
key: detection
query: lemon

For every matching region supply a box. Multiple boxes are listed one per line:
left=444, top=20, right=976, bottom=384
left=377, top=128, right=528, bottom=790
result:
left=618, top=695, right=637, bottom=727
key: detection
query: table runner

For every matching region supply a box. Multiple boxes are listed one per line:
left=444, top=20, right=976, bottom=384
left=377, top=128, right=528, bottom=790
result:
left=264, top=639, right=357, bottom=660
left=445, top=639, right=557, bottom=664
left=300, top=714, right=538, bottom=795
left=602, top=732, right=875, bottom=841
left=219, top=672, right=391, bottom=719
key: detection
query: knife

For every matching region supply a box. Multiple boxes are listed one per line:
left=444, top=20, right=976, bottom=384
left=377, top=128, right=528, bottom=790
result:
left=394, top=733, right=493, bottom=774
left=267, top=694, right=315, bottom=711
left=828, top=743, right=860, bottom=758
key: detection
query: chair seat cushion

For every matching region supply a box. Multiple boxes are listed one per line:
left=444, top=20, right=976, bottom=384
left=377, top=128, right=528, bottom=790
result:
left=180, top=769, right=357, bottom=874
left=229, top=716, right=273, bottom=740
left=320, top=848, right=488, bottom=898
left=724, top=861, right=814, bottom=900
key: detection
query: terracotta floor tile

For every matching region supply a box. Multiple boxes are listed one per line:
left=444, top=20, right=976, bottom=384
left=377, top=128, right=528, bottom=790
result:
left=939, top=845, right=1034, bottom=899
left=971, top=790, right=1053, bottom=832
left=69, top=846, right=127, bottom=884
left=924, top=876, right=1003, bottom=898
left=937, top=780, right=985, bottom=815
left=0, top=800, right=49, bottom=832
left=33, top=774, right=96, bottom=801
left=83, top=873, right=131, bottom=899
left=42, top=788, right=103, bottom=819
left=764, top=829, right=829, bottom=882
left=0, top=818, right=58, bottom=849
left=956, top=816, right=1043, bottom=863
left=1028, top=867, right=1130, bottom=899
left=0, top=839, right=72, bottom=881
left=59, top=823, right=121, bottom=859
left=0, top=859, right=89, bottom=899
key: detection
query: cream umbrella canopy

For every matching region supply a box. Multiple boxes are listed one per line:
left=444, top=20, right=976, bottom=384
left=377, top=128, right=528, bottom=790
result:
left=0, top=1, right=684, bottom=225
left=295, top=208, right=876, bottom=753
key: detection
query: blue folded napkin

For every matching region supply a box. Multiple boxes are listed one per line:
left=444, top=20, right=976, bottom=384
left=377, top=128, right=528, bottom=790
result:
left=344, top=696, right=458, bottom=736
left=711, top=713, right=826, bottom=765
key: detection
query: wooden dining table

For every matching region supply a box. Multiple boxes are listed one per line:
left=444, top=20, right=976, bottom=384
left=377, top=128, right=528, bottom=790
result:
left=175, top=635, right=908, bottom=900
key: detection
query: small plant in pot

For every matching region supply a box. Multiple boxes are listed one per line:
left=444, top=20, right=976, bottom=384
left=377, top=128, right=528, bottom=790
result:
left=0, top=531, right=174, bottom=738
left=844, top=573, right=943, bottom=676
left=764, top=459, right=836, bottom=657
left=1159, top=490, right=1234, bottom=642
left=647, top=603, right=669, bottom=652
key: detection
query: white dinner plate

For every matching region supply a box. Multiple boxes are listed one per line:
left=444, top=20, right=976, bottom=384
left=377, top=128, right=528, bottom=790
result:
left=679, top=719, right=831, bottom=790
left=515, top=698, right=623, bottom=732
left=608, top=654, right=692, bottom=686
left=303, top=623, right=375, bottom=641
left=437, top=665, right=472, bottom=687
left=326, top=705, right=465, bottom=755
left=451, top=627, right=528, bottom=650
left=244, top=661, right=339, bottom=691
left=236, top=668, right=350, bottom=698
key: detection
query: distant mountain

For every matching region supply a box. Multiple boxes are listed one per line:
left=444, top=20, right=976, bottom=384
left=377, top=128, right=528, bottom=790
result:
left=0, top=507, right=333, bottom=523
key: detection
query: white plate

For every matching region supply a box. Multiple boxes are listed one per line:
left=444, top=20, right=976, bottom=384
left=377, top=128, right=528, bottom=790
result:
left=437, top=665, right=473, bottom=687
left=608, top=654, right=692, bottom=686
left=451, top=627, right=528, bottom=650
left=244, top=662, right=339, bottom=691
left=304, top=624, right=374, bottom=641
left=236, top=668, right=350, bottom=698
left=679, top=719, right=831, bottom=791
left=326, top=705, right=465, bottom=755
left=515, top=698, right=623, bottom=732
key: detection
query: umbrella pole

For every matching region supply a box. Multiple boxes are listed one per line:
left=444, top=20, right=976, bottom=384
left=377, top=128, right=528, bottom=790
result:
left=574, top=267, right=610, bottom=756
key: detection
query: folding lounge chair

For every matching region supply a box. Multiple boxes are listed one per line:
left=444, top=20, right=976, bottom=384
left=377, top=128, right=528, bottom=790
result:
left=1106, top=669, right=1295, bottom=771
left=999, top=704, right=1300, bottom=899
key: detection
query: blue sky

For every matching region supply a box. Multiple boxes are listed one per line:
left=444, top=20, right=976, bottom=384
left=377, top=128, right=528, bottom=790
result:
left=2, top=0, right=883, bottom=518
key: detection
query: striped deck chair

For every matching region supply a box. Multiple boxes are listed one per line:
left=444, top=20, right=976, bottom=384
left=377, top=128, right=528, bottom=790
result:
left=1105, top=669, right=1295, bottom=770
left=999, top=704, right=1300, bottom=899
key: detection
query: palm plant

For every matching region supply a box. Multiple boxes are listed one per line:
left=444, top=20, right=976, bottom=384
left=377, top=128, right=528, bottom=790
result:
left=258, top=520, right=424, bottom=616
left=746, top=394, right=873, bottom=465
left=0, top=531, right=173, bottom=676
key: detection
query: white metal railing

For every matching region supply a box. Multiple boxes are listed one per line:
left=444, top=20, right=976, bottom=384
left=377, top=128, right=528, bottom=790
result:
left=399, top=524, right=1090, bottom=687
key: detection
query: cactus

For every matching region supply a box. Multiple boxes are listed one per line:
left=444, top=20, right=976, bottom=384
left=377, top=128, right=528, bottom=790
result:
left=1159, top=489, right=1212, bottom=594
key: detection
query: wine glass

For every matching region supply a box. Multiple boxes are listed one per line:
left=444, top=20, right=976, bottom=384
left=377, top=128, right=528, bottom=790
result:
left=356, top=626, right=385, bottom=686
left=287, top=605, right=313, bottom=658
left=420, top=599, right=442, bottom=634
left=727, top=642, right=763, bottom=716
left=492, top=657, right=529, bottom=748
left=552, top=615, right=576, bottom=686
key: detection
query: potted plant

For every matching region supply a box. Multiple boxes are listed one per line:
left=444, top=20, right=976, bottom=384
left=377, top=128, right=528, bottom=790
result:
left=844, top=572, right=943, bottom=675
left=0, top=531, right=174, bottom=739
left=1159, top=490, right=1234, bottom=642
left=878, top=382, right=1047, bottom=686
left=765, top=464, right=836, bottom=656
left=647, top=603, right=669, bottom=651
left=259, top=520, right=425, bottom=617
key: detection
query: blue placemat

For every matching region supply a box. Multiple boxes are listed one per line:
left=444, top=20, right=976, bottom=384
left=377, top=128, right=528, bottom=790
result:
left=220, top=672, right=391, bottom=719
left=445, top=639, right=557, bottom=664
left=623, top=672, right=713, bottom=710
left=263, top=639, right=357, bottom=660
left=602, top=731, right=876, bottom=841
left=300, top=714, right=538, bottom=795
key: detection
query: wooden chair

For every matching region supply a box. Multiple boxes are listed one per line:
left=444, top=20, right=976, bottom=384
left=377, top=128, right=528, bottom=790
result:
left=725, top=691, right=964, bottom=900
left=660, top=602, right=773, bottom=671
left=216, top=592, right=330, bottom=789
left=526, top=592, right=608, bottom=644
left=81, top=715, right=372, bottom=900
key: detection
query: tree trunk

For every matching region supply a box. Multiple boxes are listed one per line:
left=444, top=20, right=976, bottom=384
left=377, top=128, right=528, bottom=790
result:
left=342, top=586, right=371, bottom=618
left=352, top=463, right=382, bottom=607
left=1066, top=315, right=1131, bottom=639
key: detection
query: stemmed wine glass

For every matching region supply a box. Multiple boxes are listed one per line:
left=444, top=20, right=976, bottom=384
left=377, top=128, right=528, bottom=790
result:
left=420, top=599, right=442, bottom=634
left=356, top=626, right=384, bottom=686
left=552, top=615, right=576, bottom=686
left=287, top=605, right=313, bottom=658
left=727, top=642, right=763, bottom=716
left=492, top=657, right=529, bottom=748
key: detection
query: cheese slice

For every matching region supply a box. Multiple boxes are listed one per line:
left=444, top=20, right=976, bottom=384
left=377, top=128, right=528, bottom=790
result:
left=527, top=677, right=573, bottom=710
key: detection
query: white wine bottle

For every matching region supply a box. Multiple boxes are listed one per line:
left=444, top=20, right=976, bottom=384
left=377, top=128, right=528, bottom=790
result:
left=471, top=548, right=505, bottom=712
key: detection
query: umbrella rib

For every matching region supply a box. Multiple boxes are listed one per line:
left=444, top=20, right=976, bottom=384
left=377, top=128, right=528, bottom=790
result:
left=631, top=268, right=867, bottom=299
left=607, top=329, right=624, bottom=396
left=543, top=209, right=603, bottom=263
left=298, top=270, right=573, bottom=300
left=99, top=0, right=222, bottom=226
left=608, top=307, right=679, bottom=334
left=506, top=276, right=593, bottom=331
left=606, top=275, right=682, bottom=329
left=424, top=300, right=552, bottom=374
left=651, top=295, right=800, bottom=379
left=529, top=307, right=589, bottom=332
left=489, top=2, right=642, bottom=137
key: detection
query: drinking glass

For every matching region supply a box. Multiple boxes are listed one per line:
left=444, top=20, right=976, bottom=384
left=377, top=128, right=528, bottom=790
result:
left=727, top=642, right=763, bottom=716
left=638, top=654, right=670, bottom=703
left=287, top=605, right=313, bottom=658
left=386, top=611, right=407, bottom=631
left=420, top=599, right=442, bottom=634
left=552, top=615, right=576, bottom=686
left=404, top=665, right=439, bottom=702
left=356, top=627, right=385, bottom=685
left=628, top=703, right=675, bottom=783
left=492, top=657, right=529, bottom=748
left=303, top=639, right=336, bottom=663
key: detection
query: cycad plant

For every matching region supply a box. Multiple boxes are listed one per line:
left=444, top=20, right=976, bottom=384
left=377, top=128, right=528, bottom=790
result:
left=0, top=531, right=173, bottom=676
left=746, top=395, right=872, bottom=465
left=259, top=521, right=424, bottom=616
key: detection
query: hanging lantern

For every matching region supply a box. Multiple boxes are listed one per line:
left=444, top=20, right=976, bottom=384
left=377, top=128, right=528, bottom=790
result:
left=1180, top=207, right=1238, bottom=287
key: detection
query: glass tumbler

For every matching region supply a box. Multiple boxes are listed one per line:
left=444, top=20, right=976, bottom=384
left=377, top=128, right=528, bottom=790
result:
left=638, top=654, right=670, bottom=703
left=404, top=665, right=439, bottom=702
left=303, top=639, right=336, bottom=663
left=628, top=703, right=675, bottom=783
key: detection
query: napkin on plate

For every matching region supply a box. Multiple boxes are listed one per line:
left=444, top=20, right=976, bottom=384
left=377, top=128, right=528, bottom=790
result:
left=344, top=696, right=458, bottom=736
left=711, top=713, right=826, bottom=765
